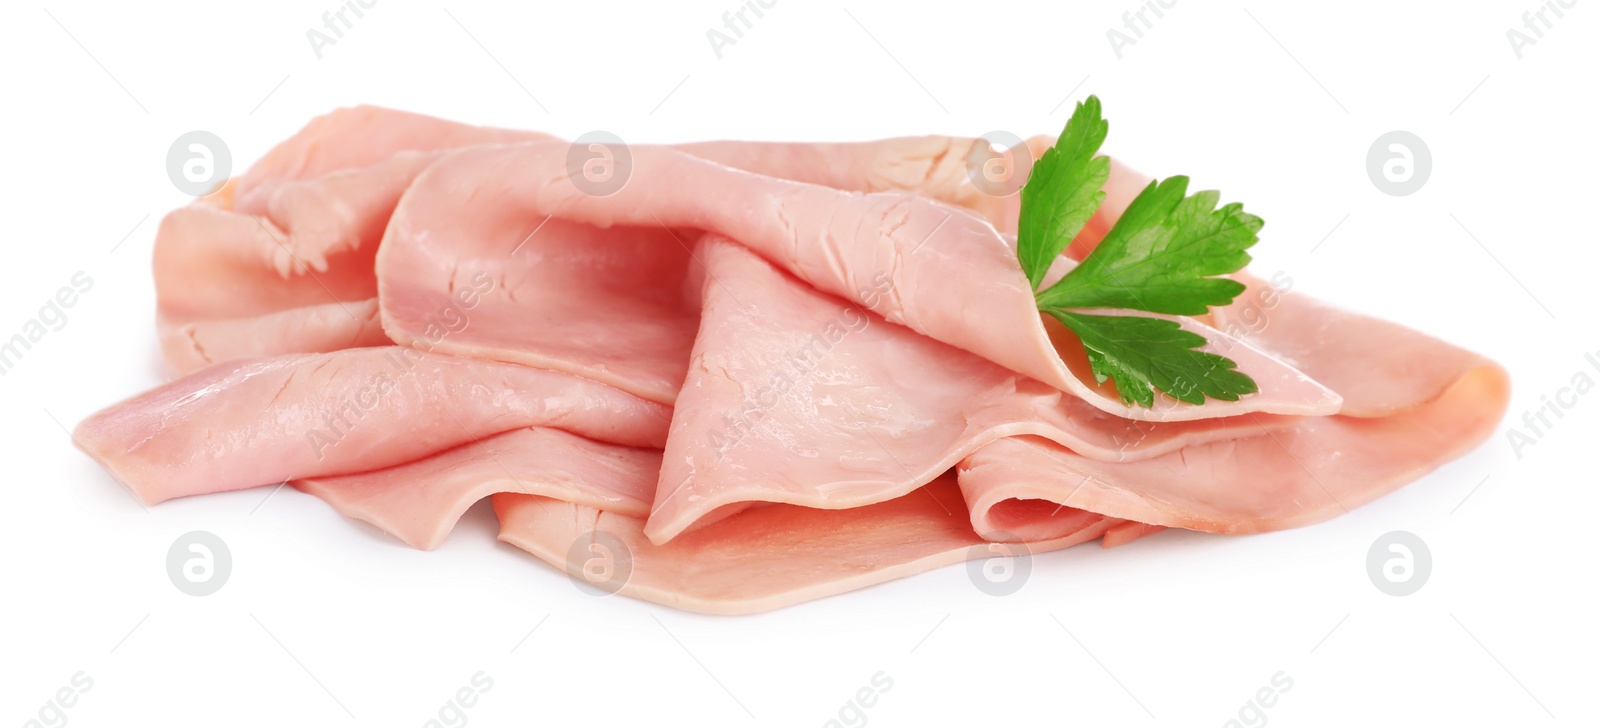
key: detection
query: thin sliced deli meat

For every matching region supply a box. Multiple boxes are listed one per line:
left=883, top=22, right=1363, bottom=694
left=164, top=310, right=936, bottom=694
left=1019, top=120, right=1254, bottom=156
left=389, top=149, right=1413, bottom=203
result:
left=286, top=416, right=1136, bottom=612
left=645, top=236, right=1315, bottom=543
left=155, top=183, right=391, bottom=372
left=162, top=297, right=387, bottom=375
left=676, top=135, right=1053, bottom=234
left=158, top=108, right=544, bottom=374
left=495, top=474, right=1122, bottom=616
left=378, top=216, right=699, bottom=406
left=237, top=105, right=1045, bottom=232
left=958, top=366, right=1505, bottom=535
left=73, top=105, right=1513, bottom=615
left=956, top=278, right=1511, bottom=537
left=383, top=140, right=1339, bottom=420
left=231, top=106, right=538, bottom=207
left=161, top=105, right=1122, bottom=376
left=289, top=414, right=1139, bottom=612
left=1213, top=272, right=1497, bottom=418
left=72, top=347, right=670, bottom=504
left=1100, top=521, right=1168, bottom=548
left=1060, top=164, right=1486, bottom=421
left=295, top=427, right=661, bottom=550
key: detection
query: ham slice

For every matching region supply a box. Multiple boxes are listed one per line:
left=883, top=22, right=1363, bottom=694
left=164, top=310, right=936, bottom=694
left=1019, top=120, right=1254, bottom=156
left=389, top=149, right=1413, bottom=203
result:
left=155, top=183, right=390, bottom=372
left=71, top=105, right=1512, bottom=615
left=1100, top=521, right=1167, bottom=548
left=287, top=416, right=1135, bottom=613
left=1213, top=273, right=1497, bottom=418
left=957, top=280, right=1510, bottom=536
left=380, top=140, right=1340, bottom=420
left=158, top=105, right=1141, bottom=382
left=231, top=106, right=538, bottom=202
left=158, top=108, right=545, bottom=373
left=494, top=474, right=1120, bottom=615
left=378, top=217, right=698, bottom=406
left=646, top=236, right=1315, bottom=543
left=159, top=106, right=1055, bottom=375
left=72, top=347, right=670, bottom=504
left=958, top=365, right=1505, bottom=535
left=295, top=427, right=661, bottom=550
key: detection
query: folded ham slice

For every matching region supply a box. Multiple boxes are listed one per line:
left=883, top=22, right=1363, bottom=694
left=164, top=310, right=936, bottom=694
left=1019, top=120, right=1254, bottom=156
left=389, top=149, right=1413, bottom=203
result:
left=295, top=427, right=661, bottom=550
left=155, top=183, right=390, bottom=372
left=955, top=274, right=1510, bottom=537
left=494, top=474, right=1120, bottom=615
left=289, top=416, right=1161, bottom=613
left=71, top=105, right=1512, bottom=615
left=646, top=236, right=1316, bottom=543
left=158, top=108, right=547, bottom=373
left=380, top=140, right=1340, bottom=421
left=959, top=361, right=1506, bottom=535
left=379, top=217, right=698, bottom=406
left=73, top=347, right=670, bottom=504
left=1213, top=273, right=1497, bottom=419
left=159, top=106, right=1061, bottom=376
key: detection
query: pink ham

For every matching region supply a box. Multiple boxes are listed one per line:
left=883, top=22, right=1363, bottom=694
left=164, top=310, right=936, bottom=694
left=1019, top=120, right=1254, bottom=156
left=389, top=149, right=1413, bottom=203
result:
left=157, top=106, right=1021, bottom=374
left=1213, top=273, right=1498, bottom=418
left=378, top=217, right=699, bottom=406
left=675, top=135, right=1054, bottom=235
left=380, top=140, right=1339, bottom=420
left=494, top=474, right=1120, bottom=615
left=646, top=235, right=1319, bottom=543
left=231, top=106, right=537, bottom=203
left=1100, top=521, right=1167, bottom=548
left=72, top=347, right=670, bottom=504
left=157, top=109, right=545, bottom=373
left=958, top=364, right=1506, bottom=535
left=155, top=183, right=390, bottom=372
left=286, top=413, right=1131, bottom=612
left=232, top=105, right=1024, bottom=227
left=69, top=105, right=1513, bottom=615
left=295, top=427, right=661, bottom=550
left=159, top=106, right=1088, bottom=377
left=956, top=281, right=1510, bottom=537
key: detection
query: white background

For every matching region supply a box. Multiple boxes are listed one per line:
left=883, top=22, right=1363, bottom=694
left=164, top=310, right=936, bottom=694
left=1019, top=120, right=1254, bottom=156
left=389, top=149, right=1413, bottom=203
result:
left=2, top=1, right=1594, bottom=726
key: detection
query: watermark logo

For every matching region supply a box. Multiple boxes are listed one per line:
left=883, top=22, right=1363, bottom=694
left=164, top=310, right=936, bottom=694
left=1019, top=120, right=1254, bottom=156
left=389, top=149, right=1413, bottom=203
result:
left=1366, top=530, right=1431, bottom=597
left=707, top=299, right=876, bottom=460
left=305, top=348, right=416, bottom=459
left=964, top=131, right=1034, bottom=197
left=305, top=272, right=493, bottom=460
left=822, top=671, right=893, bottom=728
left=21, top=672, right=93, bottom=728
left=567, top=530, right=633, bottom=596
left=966, top=531, right=1032, bottom=597
left=1506, top=349, right=1597, bottom=459
left=1107, top=0, right=1179, bottom=59
left=422, top=671, right=493, bottom=728
left=1213, top=270, right=1294, bottom=354
left=1221, top=671, right=1293, bottom=728
left=167, top=530, right=232, bottom=597
left=567, top=131, right=632, bottom=197
left=0, top=271, right=94, bottom=377
left=307, top=0, right=380, bottom=59
left=1365, top=131, right=1431, bottom=197
left=1507, top=0, right=1579, bottom=59
left=707, top=0, right=779, bottom=59
left=166, top=131, right=230, bottom=197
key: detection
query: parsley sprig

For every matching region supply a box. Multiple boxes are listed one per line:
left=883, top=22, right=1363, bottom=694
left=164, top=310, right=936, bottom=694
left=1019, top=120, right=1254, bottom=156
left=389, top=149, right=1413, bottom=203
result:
left=1018, top=96, right=1261, bottom=408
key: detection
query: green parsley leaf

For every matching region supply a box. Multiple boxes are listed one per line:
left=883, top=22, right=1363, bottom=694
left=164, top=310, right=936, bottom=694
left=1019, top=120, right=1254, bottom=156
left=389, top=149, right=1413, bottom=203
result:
left=1035, top=177, right=1262, bottom=315
left=1016, top=96, right=1110, bottom=292
left=1047, top=310, right=1259, bottom=407
left=1019, top=94, right=1262, bottom=407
